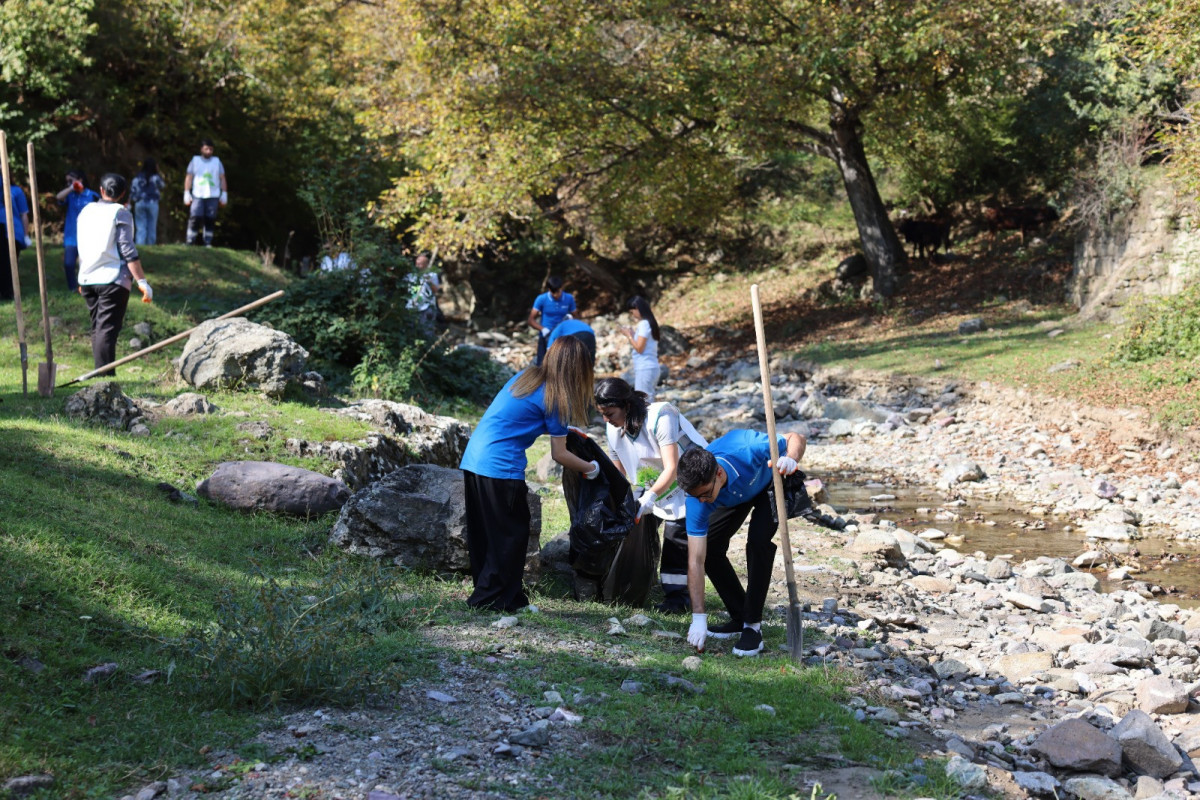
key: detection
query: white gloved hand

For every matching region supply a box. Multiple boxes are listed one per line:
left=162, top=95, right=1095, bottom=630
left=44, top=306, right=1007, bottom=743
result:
left=636, top=490, right=657, bottom=522
left=775, top=455, right=798, bottom=476
left=219, top=191, right=228, bottom=205
left=583, top=460, right=600, bottom=480
left=687, top=613, right=707, bottom=651
left=137, top=279, right=153, bottom=303
left=541, top=327, right=551, bottom=337
left=22, top=234, right=32, bottom=248
left=184, top=190, right=193, bottom=205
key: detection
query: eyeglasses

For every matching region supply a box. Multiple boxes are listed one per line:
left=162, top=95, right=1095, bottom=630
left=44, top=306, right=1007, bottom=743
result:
left=690, top=479, right=720, bottom=503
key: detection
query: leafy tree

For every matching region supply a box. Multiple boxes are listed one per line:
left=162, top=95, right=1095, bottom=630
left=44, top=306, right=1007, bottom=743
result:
left=367, top=0, right=1065, bottom=297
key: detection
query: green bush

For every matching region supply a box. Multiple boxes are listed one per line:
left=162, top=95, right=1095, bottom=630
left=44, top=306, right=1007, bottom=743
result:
left=184, top=563, right=408, bottom=709
left=1112, top=283, right=1200, bottom=364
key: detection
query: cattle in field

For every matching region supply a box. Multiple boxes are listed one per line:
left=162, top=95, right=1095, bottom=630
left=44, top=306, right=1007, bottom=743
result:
left=983, top=205, right=1059, bottom=242
left=896, top=218, right=952, bottom=259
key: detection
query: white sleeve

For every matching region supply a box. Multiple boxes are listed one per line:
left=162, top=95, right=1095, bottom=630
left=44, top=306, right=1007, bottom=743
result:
left=186, top=156, right=196, bottom=176
left=636, top=319, right=651, bottom=339
left=653, top=405, right=680, bottom=448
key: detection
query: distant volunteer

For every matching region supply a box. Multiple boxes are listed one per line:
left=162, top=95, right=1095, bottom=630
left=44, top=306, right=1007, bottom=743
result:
left=621, top=296, right=661, bottom=400
left=183, top=138, right=227, bottom=247
left=76, top=173, right=153, bottom=375
left=596, top=378, right=707, bottom=613
left=528, top=275, right=576, bottom=366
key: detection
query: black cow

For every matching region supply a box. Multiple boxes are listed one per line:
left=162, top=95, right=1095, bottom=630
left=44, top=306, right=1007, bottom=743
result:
left=983, top=205, right=1059, bottom=243
left=896, top=218, right=952, bottom=259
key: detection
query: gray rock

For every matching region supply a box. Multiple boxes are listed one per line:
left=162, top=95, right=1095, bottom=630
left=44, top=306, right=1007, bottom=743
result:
left=82, top=663, right=118, bottom=683
left=535, top=450, right=563, bottom=482
left=1134, top=776, right=1164, bottom=799
left=940, top=457, right=986, bottom=486
left=1012, top=771, right=1059, bottom=796
left=135, top=781, right=167, bottom=800
left=986, top=558, right=1013, bottom=580
left=3, top=775, right=55, bottom=797
left=933, top=658, right=972, bottom=680
left=329, top=400, right=471, bottom=468
left=1062, top=775, right=1134, bottom=800
left=1111, top=710, right=1184, bottom=778
left=509, top=720, right=550, bottom=747
left=1031, top=718, right=1122, bottom=776
left=179, top=317, right=309, bottom=398
left=197, top=461, right=349, bottom=516
left=848, top=530, right=906, bottom=566
left=1141, top=619, right=1188, bottom=643
left=330, top=465, right=540, bottom=573
left=64, top=381, right=145, bottom=431
left=945, top=756, right=987, bottom=790
left=1136, top=675, right=1190, bottom=715
left=161, top=392, right=217, bottom=416
left=823, top=397, right=888, bottom=424
left=958, top=317, right=985, bottom=334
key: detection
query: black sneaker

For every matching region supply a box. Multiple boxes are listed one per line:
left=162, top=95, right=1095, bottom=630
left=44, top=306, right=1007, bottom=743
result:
left=707, top=618, right=744, bottom=639
left=733, top=627, right=764, bottom=657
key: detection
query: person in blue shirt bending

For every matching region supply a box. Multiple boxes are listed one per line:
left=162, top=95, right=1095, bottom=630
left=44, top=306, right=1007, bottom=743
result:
left=528, top=275, right=577, bottom=366
left=54, top=170, right=99, bottom=291
left=677, top=428, right=807, bottom=657
left=459, top=336, right=601, bottom=612
left=545, top=318, right=596, bottom=365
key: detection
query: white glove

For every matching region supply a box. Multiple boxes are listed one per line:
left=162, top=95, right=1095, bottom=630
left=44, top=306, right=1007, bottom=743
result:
left=22, top=233, right=32, bottom=248
left=636, top=490, right=657, bottom=522
left=137, top=279, right=153, bottom=303
left=219, top=191, right=228, bottom=205
left=687, top=613, right=707, bottom=651
left=183, top=190, right=193, bottom=205
left=583, top=460, right=600, bottom=480
left=775, top=455, right=798, bottom=476
left=541, top=327, right=550, bottom=337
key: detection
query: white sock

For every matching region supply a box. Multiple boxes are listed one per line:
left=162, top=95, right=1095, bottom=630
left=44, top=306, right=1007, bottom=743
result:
left=746, top=622, right=761, bottom=632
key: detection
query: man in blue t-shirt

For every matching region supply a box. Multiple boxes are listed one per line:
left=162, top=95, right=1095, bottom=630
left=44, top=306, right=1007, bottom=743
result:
left=545, top=318, right=595, bottom=365
left=1, top=178, right=32, bottom=302
left=528, top=275, right=577, bottom=366
left=55, top=171, right=99, bottom=291
left=676, top=428, right=807, bottom=657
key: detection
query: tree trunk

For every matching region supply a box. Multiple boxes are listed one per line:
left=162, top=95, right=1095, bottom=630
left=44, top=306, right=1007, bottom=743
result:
left=532, top=194, right=626, bottom=299
left=829, top=116, right=907, bottom=298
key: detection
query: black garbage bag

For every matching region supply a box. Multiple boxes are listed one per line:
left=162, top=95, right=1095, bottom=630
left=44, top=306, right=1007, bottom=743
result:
left=561, top=431, right=637, bottom=581
left=769, top=469, right=846, bottom=530
left=601, top=513, right=661, bottom=607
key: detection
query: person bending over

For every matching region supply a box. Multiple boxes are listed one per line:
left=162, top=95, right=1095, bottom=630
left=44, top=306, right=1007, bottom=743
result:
left=676, top=428, right=806, bottom=657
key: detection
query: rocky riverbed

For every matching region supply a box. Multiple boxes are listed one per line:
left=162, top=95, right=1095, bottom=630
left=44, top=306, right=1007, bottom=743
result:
left=99, top=323, right=1200, bottom=800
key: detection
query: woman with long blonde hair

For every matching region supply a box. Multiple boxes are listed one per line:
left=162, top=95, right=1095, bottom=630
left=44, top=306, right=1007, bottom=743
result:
left=459, top=336, right=599, bottom=611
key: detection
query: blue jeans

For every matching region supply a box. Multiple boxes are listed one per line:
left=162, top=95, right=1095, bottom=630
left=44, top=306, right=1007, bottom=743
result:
left=134, top=200, right=159, bottom=245
left=187, top=197, right=220, bottom=246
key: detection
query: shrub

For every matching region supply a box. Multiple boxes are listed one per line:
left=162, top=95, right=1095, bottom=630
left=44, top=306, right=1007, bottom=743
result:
left=1111, top=283, right=1200, bottom=364
left=184, top=563, right=409, bottom=709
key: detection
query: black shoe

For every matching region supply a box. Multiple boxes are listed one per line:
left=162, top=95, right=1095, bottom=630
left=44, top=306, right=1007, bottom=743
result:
left=733, top=627, right=763, bottom=657
left=655, top=595, right=691, bottom=614
left=707, top=618, right=744, bottom=639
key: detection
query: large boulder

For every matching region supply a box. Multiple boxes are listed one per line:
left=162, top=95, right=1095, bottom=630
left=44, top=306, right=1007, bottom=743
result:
left=286, top=400, right=472, bottom=490
left=64, top=381, right=147, bottom=432
left=1031, top=718, right=1122, bottom=776
left=196, top=461, right=349, bottom=515
left=178, top=318, right=308, bottom=398
left=1110, top=710, right=1184, bottom=778
left=329, top=465, right=541, bottom=573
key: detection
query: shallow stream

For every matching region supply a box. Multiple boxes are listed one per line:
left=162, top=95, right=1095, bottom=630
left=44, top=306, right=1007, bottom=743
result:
left=822, top=471, right=1200, bottom=608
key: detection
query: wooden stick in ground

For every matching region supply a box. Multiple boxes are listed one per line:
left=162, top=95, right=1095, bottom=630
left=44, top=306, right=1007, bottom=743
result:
left=750, top=283, right=804, bottom=661
left=27, top=141, right=55, bottom=396
left=0, top=130, right=29, bottom=395
left=58, top=289, right=285, bottom=387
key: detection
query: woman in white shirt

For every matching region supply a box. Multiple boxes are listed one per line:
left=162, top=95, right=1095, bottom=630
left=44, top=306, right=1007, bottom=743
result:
left=595, top=377, right=707, bottom=613
left=621, top=296, right=661, bottom=400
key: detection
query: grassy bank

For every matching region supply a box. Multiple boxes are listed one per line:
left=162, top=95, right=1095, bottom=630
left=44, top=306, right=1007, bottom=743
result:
left=1, top=246, right=916, bottom=798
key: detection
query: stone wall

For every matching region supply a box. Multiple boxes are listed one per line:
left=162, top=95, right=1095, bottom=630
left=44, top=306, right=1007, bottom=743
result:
left=1071, top=177, right=1200, bottom=321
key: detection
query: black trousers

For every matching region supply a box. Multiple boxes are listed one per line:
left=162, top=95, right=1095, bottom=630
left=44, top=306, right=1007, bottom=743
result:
left=81, top=283, right=131, bottom=375
left=0, top=242, right=25, bottom=300
left=704, top=488, right=777, bottom=625
left=463, top=470, right=531, bottom=612
left=646, top=516, right=688, bottom=598
left=535, top=332, right=549, bottom=366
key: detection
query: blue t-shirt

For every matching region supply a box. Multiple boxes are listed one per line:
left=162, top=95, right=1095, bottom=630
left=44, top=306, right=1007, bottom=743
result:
left=533, top=291, right=576, bottom=331
left=2, top=186, right=30, bottom=244
left=546, top=319, right=593, bottom=348
left=58, top=188, right=99, bottom=247
left=460, top=371, right=570, bottom=480
left=685, top=430, right=788, bottom=537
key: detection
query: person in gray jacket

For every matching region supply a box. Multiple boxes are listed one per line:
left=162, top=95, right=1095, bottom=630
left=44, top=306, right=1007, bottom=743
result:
left=76, top=173, right=153, bottom=376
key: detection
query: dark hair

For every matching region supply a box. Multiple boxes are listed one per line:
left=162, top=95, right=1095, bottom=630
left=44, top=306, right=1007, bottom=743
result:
left=593, top=377, right=649, bottom=436
left=678, top=448, right=717, bottom=494
left=99, top=173, right=127, bottom=201
left=628, top=296, right=660, bottom=341
left=67, top=169, right=88, bottom=188
left=140, top=158, right=158, bottom=176
left=200, top=138, right=215, bottom=148
left=546, top=275, right=565, bottom=292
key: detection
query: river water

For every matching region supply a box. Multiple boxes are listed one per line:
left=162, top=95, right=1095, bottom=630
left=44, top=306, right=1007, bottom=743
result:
left=822, top=471, right=1200, bottom=607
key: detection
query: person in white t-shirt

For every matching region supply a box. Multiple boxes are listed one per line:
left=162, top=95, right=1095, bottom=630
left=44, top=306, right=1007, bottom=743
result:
left=183, top=138, right=227, bottom=247
left=621, top=295, right=661, bottom=400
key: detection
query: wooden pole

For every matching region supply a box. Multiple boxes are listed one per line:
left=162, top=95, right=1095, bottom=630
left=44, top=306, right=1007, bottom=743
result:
left=27, top=141, right=55, bottom=396
left=750, top=283, right=804, bottom=661
left=0, top=131, right=29, bottom=395
left=59, top=289, right=285, bottom=387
